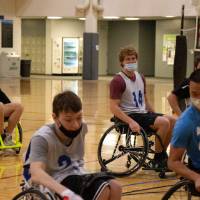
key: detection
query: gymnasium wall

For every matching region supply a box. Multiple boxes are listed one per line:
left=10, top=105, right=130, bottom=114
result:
left=155, top=19, right=196, bottom=78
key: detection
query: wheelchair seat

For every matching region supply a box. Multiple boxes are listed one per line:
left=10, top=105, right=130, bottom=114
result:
left=110, top=116, right=156, bottom=137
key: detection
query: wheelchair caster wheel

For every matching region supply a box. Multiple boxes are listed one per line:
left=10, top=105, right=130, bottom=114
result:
left=15, top=148, right=21, bottom=154
left=159, top=171, right=166, bottom=178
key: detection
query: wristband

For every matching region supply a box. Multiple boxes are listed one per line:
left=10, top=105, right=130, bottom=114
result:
left=61, top=189, right=73, bottom=198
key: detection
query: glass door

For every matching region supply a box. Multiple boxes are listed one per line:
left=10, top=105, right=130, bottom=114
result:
left=62, top=37, right=79, bottom=74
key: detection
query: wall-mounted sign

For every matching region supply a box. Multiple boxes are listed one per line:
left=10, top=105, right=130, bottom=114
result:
left=162, top=34, right=176, bottom=65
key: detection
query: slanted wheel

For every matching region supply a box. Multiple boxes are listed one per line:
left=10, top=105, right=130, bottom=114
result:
left=98, top=123, right=149, bottom=177
left=12, top=188, right=49, bottom=200
left=162, top=179, right=200, bottom=200
left=15, top=123, right=23, bottom=154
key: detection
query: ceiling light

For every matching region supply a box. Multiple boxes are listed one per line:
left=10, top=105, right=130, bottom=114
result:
left=78, top=18, right=86, bottom=20
left=47, top=16, right=63, bottom=19
left=103, top=16, right=120, bottom=19
left=124, top=17, right=139, bottom=20
left=165, top=16, right=174, bottom=18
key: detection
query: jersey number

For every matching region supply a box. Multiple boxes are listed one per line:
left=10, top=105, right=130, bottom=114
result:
left=132, top=90, right=143, bottom=107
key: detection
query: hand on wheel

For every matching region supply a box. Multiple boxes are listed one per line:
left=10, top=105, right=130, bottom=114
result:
left=61, top=189, right=83, bottom=200
left=129, top=120, right=140, bottom=133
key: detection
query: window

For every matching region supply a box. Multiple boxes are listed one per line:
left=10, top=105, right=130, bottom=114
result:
left=1, top=20, right=13, bottom=48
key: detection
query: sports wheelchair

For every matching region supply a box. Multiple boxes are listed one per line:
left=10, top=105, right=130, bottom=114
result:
left=98, top=117, right=168, bottom=178
left=0, top=122, right=22, bottom=154
left=0, top=89, right=23, bottom=154
left=162, top=179, right=200, bottom=200
left=12, top=172, right=114, bottom=200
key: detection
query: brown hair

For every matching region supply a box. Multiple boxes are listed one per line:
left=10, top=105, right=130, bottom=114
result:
left=53, top=90, right=82, bottom=116
left=119, top=46, right=138, bottom=66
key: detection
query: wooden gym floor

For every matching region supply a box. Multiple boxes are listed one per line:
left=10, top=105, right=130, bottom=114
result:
left=0, top=75, right=179, bottom=200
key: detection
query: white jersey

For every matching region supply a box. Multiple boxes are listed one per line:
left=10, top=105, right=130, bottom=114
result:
left=119, top=71, right=147, bottom=113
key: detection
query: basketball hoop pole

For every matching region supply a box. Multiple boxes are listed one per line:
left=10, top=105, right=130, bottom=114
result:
left=180, top=5, right=185, bottom=36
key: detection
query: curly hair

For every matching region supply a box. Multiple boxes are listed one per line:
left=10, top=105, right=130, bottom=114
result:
left=118, top=46, right=138, bottom=66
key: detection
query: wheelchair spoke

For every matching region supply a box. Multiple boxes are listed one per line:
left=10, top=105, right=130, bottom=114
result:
left=102, top=151, right=127, bottom=165
left=98, top=123, right=148, bottom=177
left=111, top=133, right=122, bottom=158
left=13, top=189, right=49, bottom=200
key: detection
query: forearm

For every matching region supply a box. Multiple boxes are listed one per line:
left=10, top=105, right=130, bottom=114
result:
left=30, top=167, right=66, bottom=195
left=144, top=95, right=154, bottom=112
left=167, top=94, right=182, bottom=116
left=145, top=101, right=154, bottom=112
left=168, top=160, right=200, bottom=182
left=110, top=104, right=134, bottom=124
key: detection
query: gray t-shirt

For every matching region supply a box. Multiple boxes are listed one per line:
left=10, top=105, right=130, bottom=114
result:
left=24, top=122, right=88, bottom=183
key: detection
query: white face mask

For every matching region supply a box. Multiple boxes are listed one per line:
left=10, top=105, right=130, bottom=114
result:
left=191, top=97, right=200, bottom=110
left=124, top=63, right=138, bottom=72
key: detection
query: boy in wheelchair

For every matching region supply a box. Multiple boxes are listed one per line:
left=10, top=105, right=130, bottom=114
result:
left=109, top=46, right=176, bottom=170
left=168, top=69, right=200, bottom=192
left=0, top=89, right=23, bottom=146
left=167, top=56, right=200, bottom=116
left=23, top=91, right=121, bottom=200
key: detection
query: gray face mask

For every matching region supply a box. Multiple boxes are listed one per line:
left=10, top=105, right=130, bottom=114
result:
left=191, top=97, right=200, bottom=110
left=124, top=63, right=137, bottom=72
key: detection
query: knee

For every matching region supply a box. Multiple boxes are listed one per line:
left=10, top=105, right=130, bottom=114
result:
left=156, top=117, right=170, bottom=130
left=164, top=115, right=176, bottom=129
left=14, top=103, right=24, bottom=114
left=109, top=179, right=122, bottom=195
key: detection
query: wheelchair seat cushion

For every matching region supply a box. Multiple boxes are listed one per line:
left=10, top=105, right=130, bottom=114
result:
left=61, top=172, right=114, bottom=200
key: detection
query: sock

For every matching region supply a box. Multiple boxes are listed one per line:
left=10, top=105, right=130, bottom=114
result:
left=154, top=151, right=167, bottom=161
left=4, top=132, right=12, bottom=139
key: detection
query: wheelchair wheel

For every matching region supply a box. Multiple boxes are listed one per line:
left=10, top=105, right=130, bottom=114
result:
left=98, top=123, right=149, bottom=177
left=12, top=188, right=49, bottom=200
left=162, top=179, right=200, bottom=200
left=15, top=123, right=23, bottom=154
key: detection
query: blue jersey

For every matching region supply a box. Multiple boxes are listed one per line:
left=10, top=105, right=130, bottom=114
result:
left=171, top=105, right=200, bottom=169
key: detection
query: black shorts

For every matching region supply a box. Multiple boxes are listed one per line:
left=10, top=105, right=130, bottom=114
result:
left=128, top=112, right=163, bottom=133
left=61, top=172, right=114, bottom=200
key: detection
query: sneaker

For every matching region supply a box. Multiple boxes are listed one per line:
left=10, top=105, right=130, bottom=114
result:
left=3, top=135, right=15, bottom=146
left=153, top=158, right=168, bottom=172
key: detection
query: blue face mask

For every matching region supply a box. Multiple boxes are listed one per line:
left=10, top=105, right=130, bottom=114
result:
left=124, top=63, right=137, bottom=72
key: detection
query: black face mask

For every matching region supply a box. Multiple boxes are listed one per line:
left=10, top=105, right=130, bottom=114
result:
left=59, top=123, right=82, bottom=139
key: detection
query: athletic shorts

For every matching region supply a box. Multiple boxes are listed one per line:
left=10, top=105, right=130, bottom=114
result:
left=61, top=172, right=114, bottom=200
left=128, top=112, right=163, bottom=133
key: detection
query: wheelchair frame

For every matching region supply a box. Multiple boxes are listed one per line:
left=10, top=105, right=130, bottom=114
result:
left=12, top=180, right=62, bottom=200
left=98, top=118, right=168, bottom=178
left=0, top=122, right=22, bottom=154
